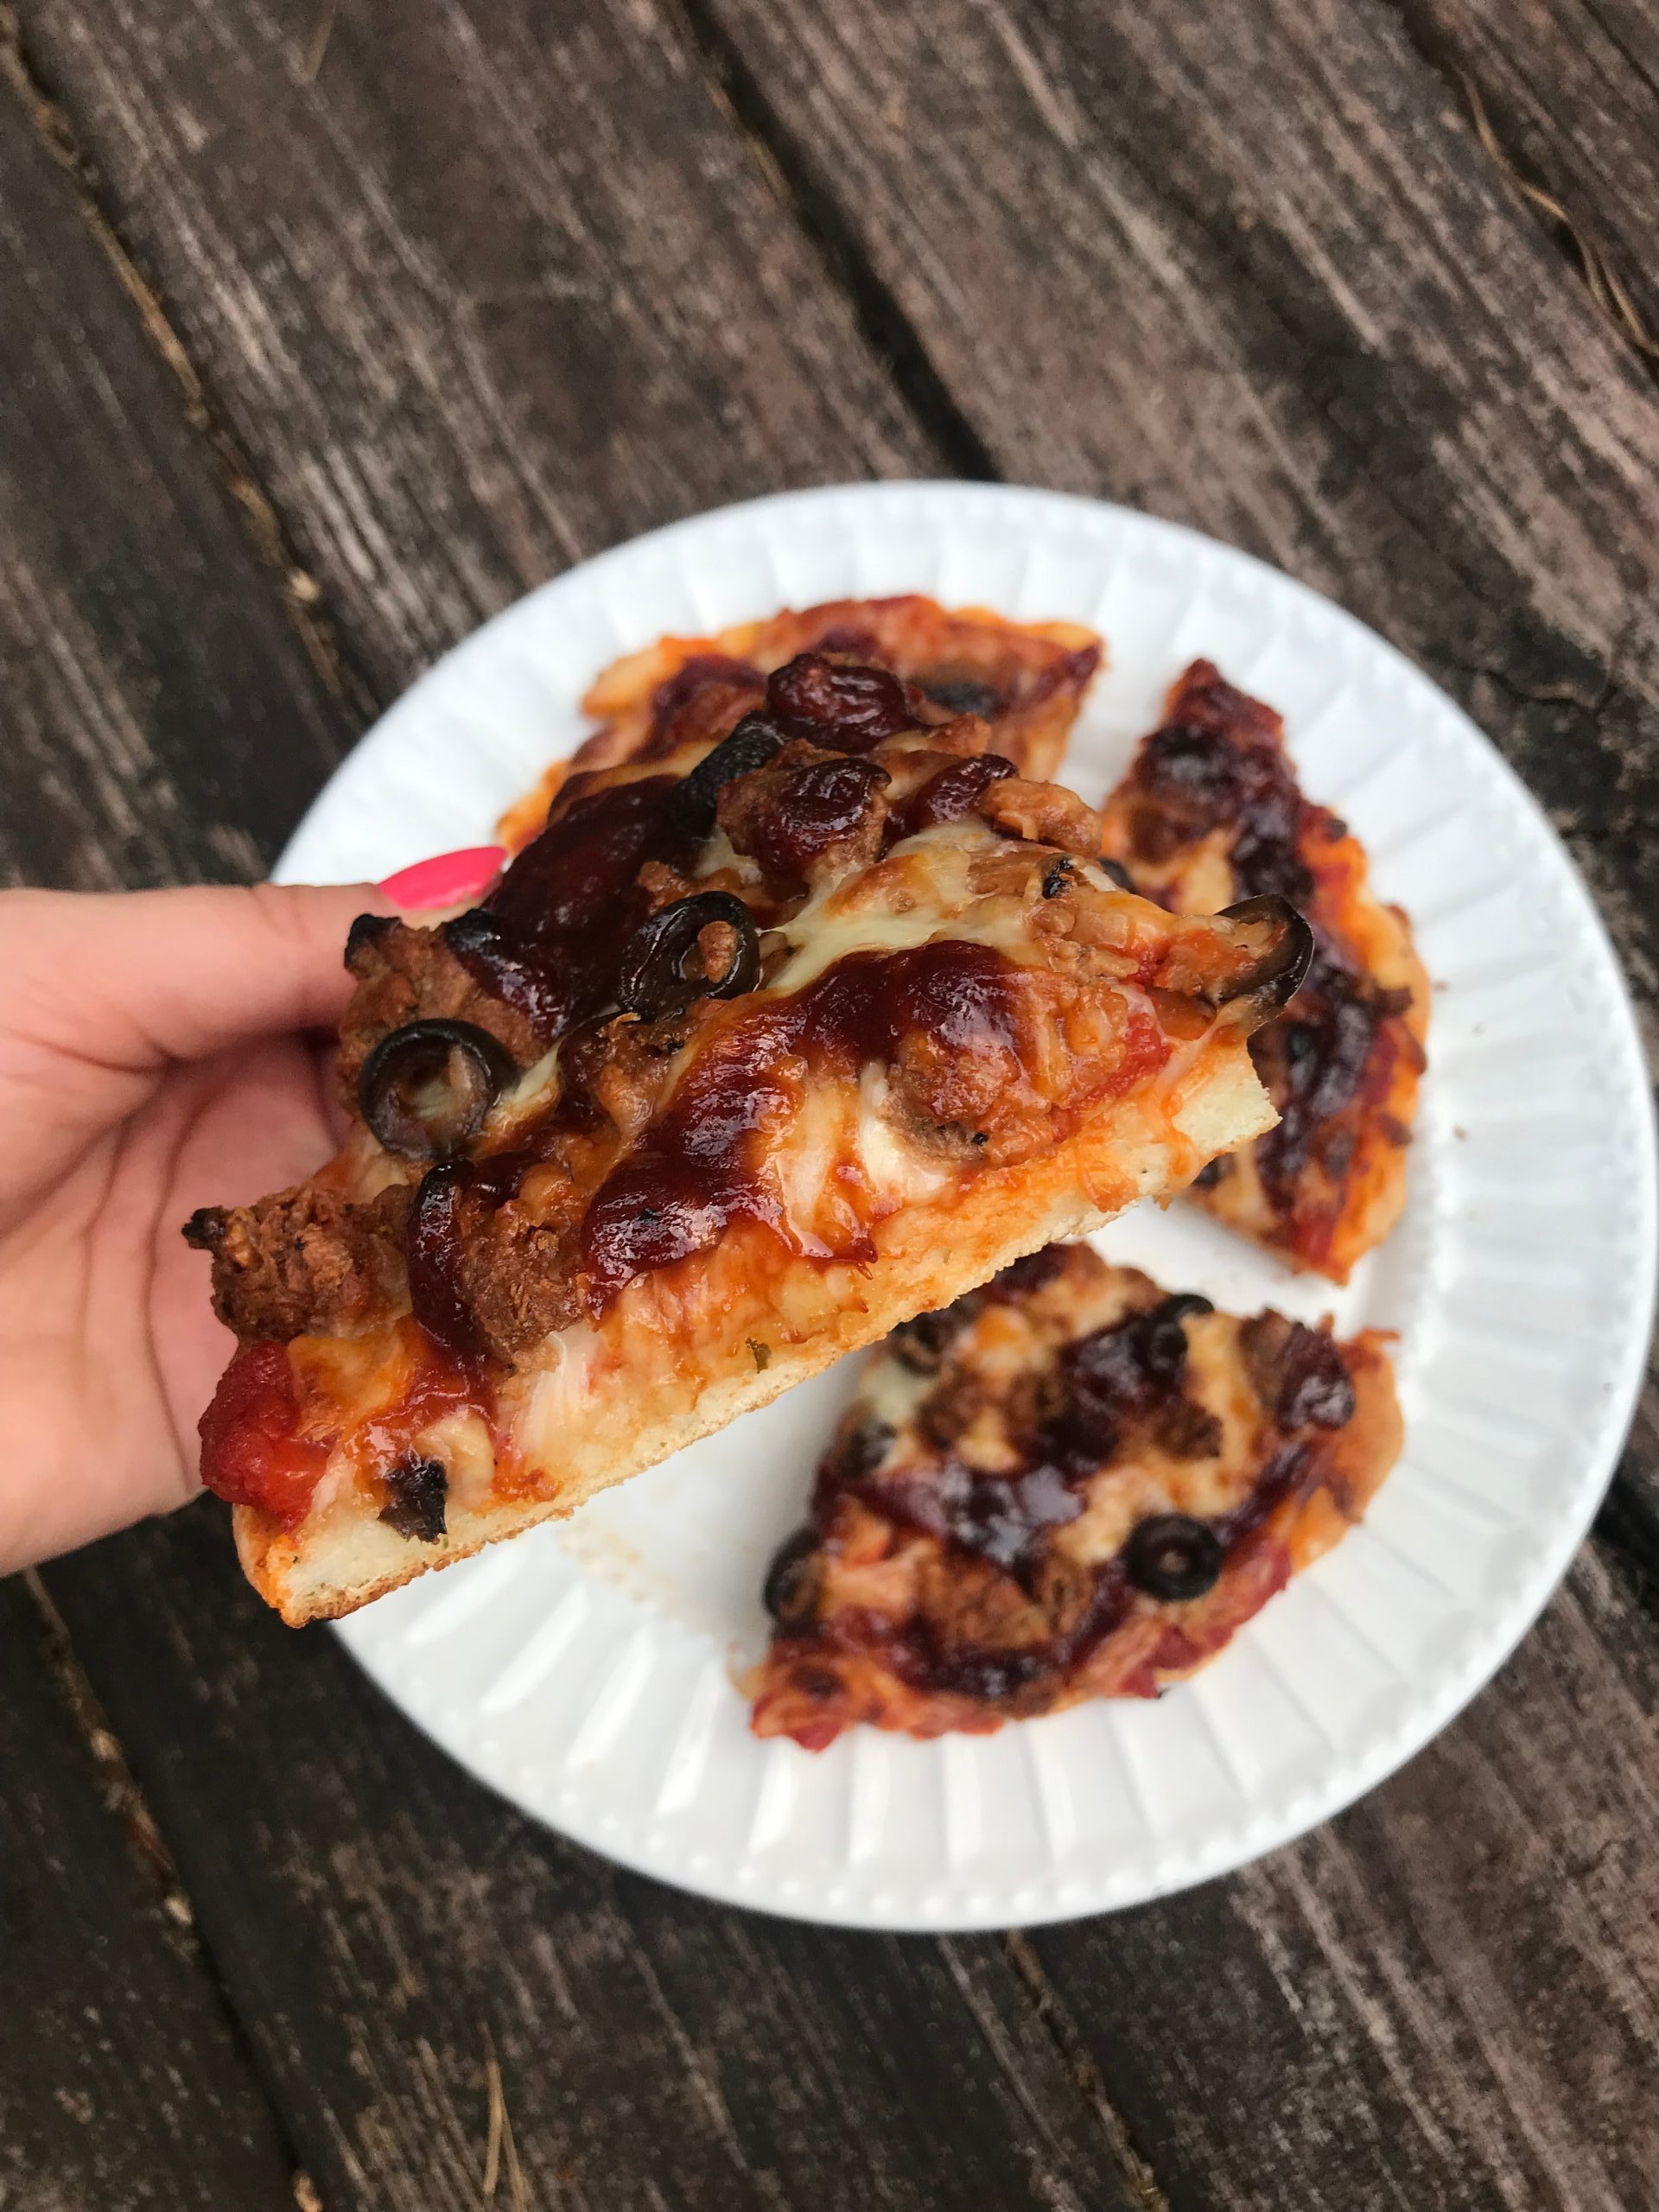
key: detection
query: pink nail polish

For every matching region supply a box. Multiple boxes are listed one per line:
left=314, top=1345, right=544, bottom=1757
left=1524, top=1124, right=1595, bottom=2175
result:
left=378, top=846, right=505, bottom=910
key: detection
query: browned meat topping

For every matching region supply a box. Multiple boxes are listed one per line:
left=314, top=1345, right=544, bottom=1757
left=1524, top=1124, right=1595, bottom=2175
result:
left=1239, top=1311, right=1357, bottom=1430
left=643, top=653, right=765, bottom=756
left=716, top=742, right=891, bottom=884
left=766, top=1260, right=1362, bottom=1713
left=184, top=1183, right=411, bottom=1342
left=975, top=775, right=1102, bottom=855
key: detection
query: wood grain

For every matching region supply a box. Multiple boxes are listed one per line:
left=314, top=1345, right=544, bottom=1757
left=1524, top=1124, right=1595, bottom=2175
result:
left=0, top=1579, right=301, bottom=2212
left=12, top=0, right=938, bottom=713
left=1027, top=1541, right=1659, bottom=2212
left=0, top=39, right=354, bottom=889
left=42, top=1509, right=1151, bottom=2212
left=1391, top=0, right=1659, bottom=352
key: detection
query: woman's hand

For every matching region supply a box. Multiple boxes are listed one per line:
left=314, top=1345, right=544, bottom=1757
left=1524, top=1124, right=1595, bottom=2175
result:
left=0, top=883, right=387, bottom=1571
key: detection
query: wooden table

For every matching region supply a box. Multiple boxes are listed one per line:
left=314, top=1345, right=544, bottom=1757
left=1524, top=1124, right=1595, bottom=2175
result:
left=3, top=3, right=1656, bottom=2204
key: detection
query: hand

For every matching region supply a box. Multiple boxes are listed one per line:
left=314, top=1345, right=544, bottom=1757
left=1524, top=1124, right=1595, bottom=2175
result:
left=0, top=882, right=388, bottom=1572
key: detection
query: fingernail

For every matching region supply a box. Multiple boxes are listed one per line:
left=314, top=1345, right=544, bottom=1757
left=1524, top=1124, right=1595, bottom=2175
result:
left=378, top=846, right=505, bottom=910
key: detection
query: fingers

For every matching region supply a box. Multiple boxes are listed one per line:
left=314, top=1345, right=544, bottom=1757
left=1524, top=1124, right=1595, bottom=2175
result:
left=1, top=882, right=393, bottom=1071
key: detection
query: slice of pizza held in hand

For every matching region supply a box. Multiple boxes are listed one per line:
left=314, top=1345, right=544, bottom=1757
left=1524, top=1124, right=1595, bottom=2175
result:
left=749, top=1241, right=1401, bottom=1749
left=1099, top=661, right=1429, bottom=1282
left=497, top=594, right=1103, bottom=851
left=186, top=648, right=1310, bottom=1624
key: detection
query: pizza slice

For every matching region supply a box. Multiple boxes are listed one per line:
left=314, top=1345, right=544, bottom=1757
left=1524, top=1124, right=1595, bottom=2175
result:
left=497, top=593, right=1102, bottom=851
left=748, top=1241, right=1400, bottom=1748
left=186, top=650, right=1308, bottom=1625
left=1099, top=660, right=1428, bottom=1281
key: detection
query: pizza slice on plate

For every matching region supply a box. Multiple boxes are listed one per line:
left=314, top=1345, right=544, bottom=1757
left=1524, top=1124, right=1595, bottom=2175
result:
left=497, top=594, right=1102, bottom=851
left=749, top=1241, right=1400, bottom=1749
left=187, top=652, right=1307, bottom=1624
left=1099, top=660, right=1429, bottom=1281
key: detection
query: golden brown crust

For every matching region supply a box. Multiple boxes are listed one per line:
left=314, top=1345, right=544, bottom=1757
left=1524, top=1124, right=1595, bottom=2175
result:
left=747, top=1243, right=1401, bottom=1747
left=1099, top=659, right=1428, bottom=1282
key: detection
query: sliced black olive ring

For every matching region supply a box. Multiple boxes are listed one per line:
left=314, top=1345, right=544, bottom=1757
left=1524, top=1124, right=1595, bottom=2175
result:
left=1123, top=1513, right=1225, bottom=1602
left=665, top=714, right=785, bottom=837
left=616, top=890, right=760, bottom=1021
left=358, top=1018, right=518, bottom=1162
left=1214, top=893, right=1315, bottom=1018
left=921, top=676, right=1002, bottom=718
left=762, top=1527, right=823, bottom=1629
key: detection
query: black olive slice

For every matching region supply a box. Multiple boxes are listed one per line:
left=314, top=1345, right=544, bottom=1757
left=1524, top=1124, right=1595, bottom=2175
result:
left=664, top=715, right=785, bottom=838
left=378, top=1453, right=448, bottom=1543
left=1123, top=1513, right=1224, bottom=1601
left=1215, top=894, right=1315, bottom=1018
left=358, top=1018, right=518, bottom=1161
left=616, top=891, right=760, bottom=1021
left=762, top=1527, right=822, bottom=1629
left=921, top=677, right=1001, bottom=718
left=1148, top=1292, right=1214, bottom=1328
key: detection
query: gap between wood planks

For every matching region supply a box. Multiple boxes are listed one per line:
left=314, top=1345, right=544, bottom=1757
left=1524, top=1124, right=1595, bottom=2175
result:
left=0, top=1, right=377, bottom=726
left=1377, top=0, right=1659, bottom=383
left=20, top=1571, right=327, bottom=2212
left=995, top=1933, right=1173, bottom=2212
left=663, top=0, right=999, bottom=480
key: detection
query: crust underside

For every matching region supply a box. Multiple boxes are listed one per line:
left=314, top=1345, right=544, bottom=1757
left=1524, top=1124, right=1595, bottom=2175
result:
left=236, top=1041, right=1271, bottom=1624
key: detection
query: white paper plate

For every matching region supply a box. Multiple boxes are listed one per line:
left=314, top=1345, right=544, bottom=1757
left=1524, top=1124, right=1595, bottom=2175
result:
left=278, top=482, right=1656, bottom=1929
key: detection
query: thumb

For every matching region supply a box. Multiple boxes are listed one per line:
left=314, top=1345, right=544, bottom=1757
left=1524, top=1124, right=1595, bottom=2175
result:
left=3, top=882, right=394, bottom=1071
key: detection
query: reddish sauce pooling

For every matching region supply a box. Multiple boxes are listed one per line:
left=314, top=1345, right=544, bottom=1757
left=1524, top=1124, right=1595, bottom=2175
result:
left=646, top=654, right=763, bottom=746
left=579, top=939, right=1031, bottom=1307
left=889, top=752, right=1014, bottom=842
left=405, top=1149, right=535, bottom=1358
left=198, top=1343, right=327, bottom=1527
left=199, top=1328, right=482, bottom=1530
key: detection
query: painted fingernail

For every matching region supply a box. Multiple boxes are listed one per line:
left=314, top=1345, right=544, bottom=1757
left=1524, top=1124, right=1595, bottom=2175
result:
left=377, top=846, right=505, bottom=909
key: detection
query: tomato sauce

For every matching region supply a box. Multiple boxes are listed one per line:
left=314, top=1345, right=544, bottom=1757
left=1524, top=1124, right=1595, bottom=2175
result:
left=198, top=1343, right=328, bottom=1527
